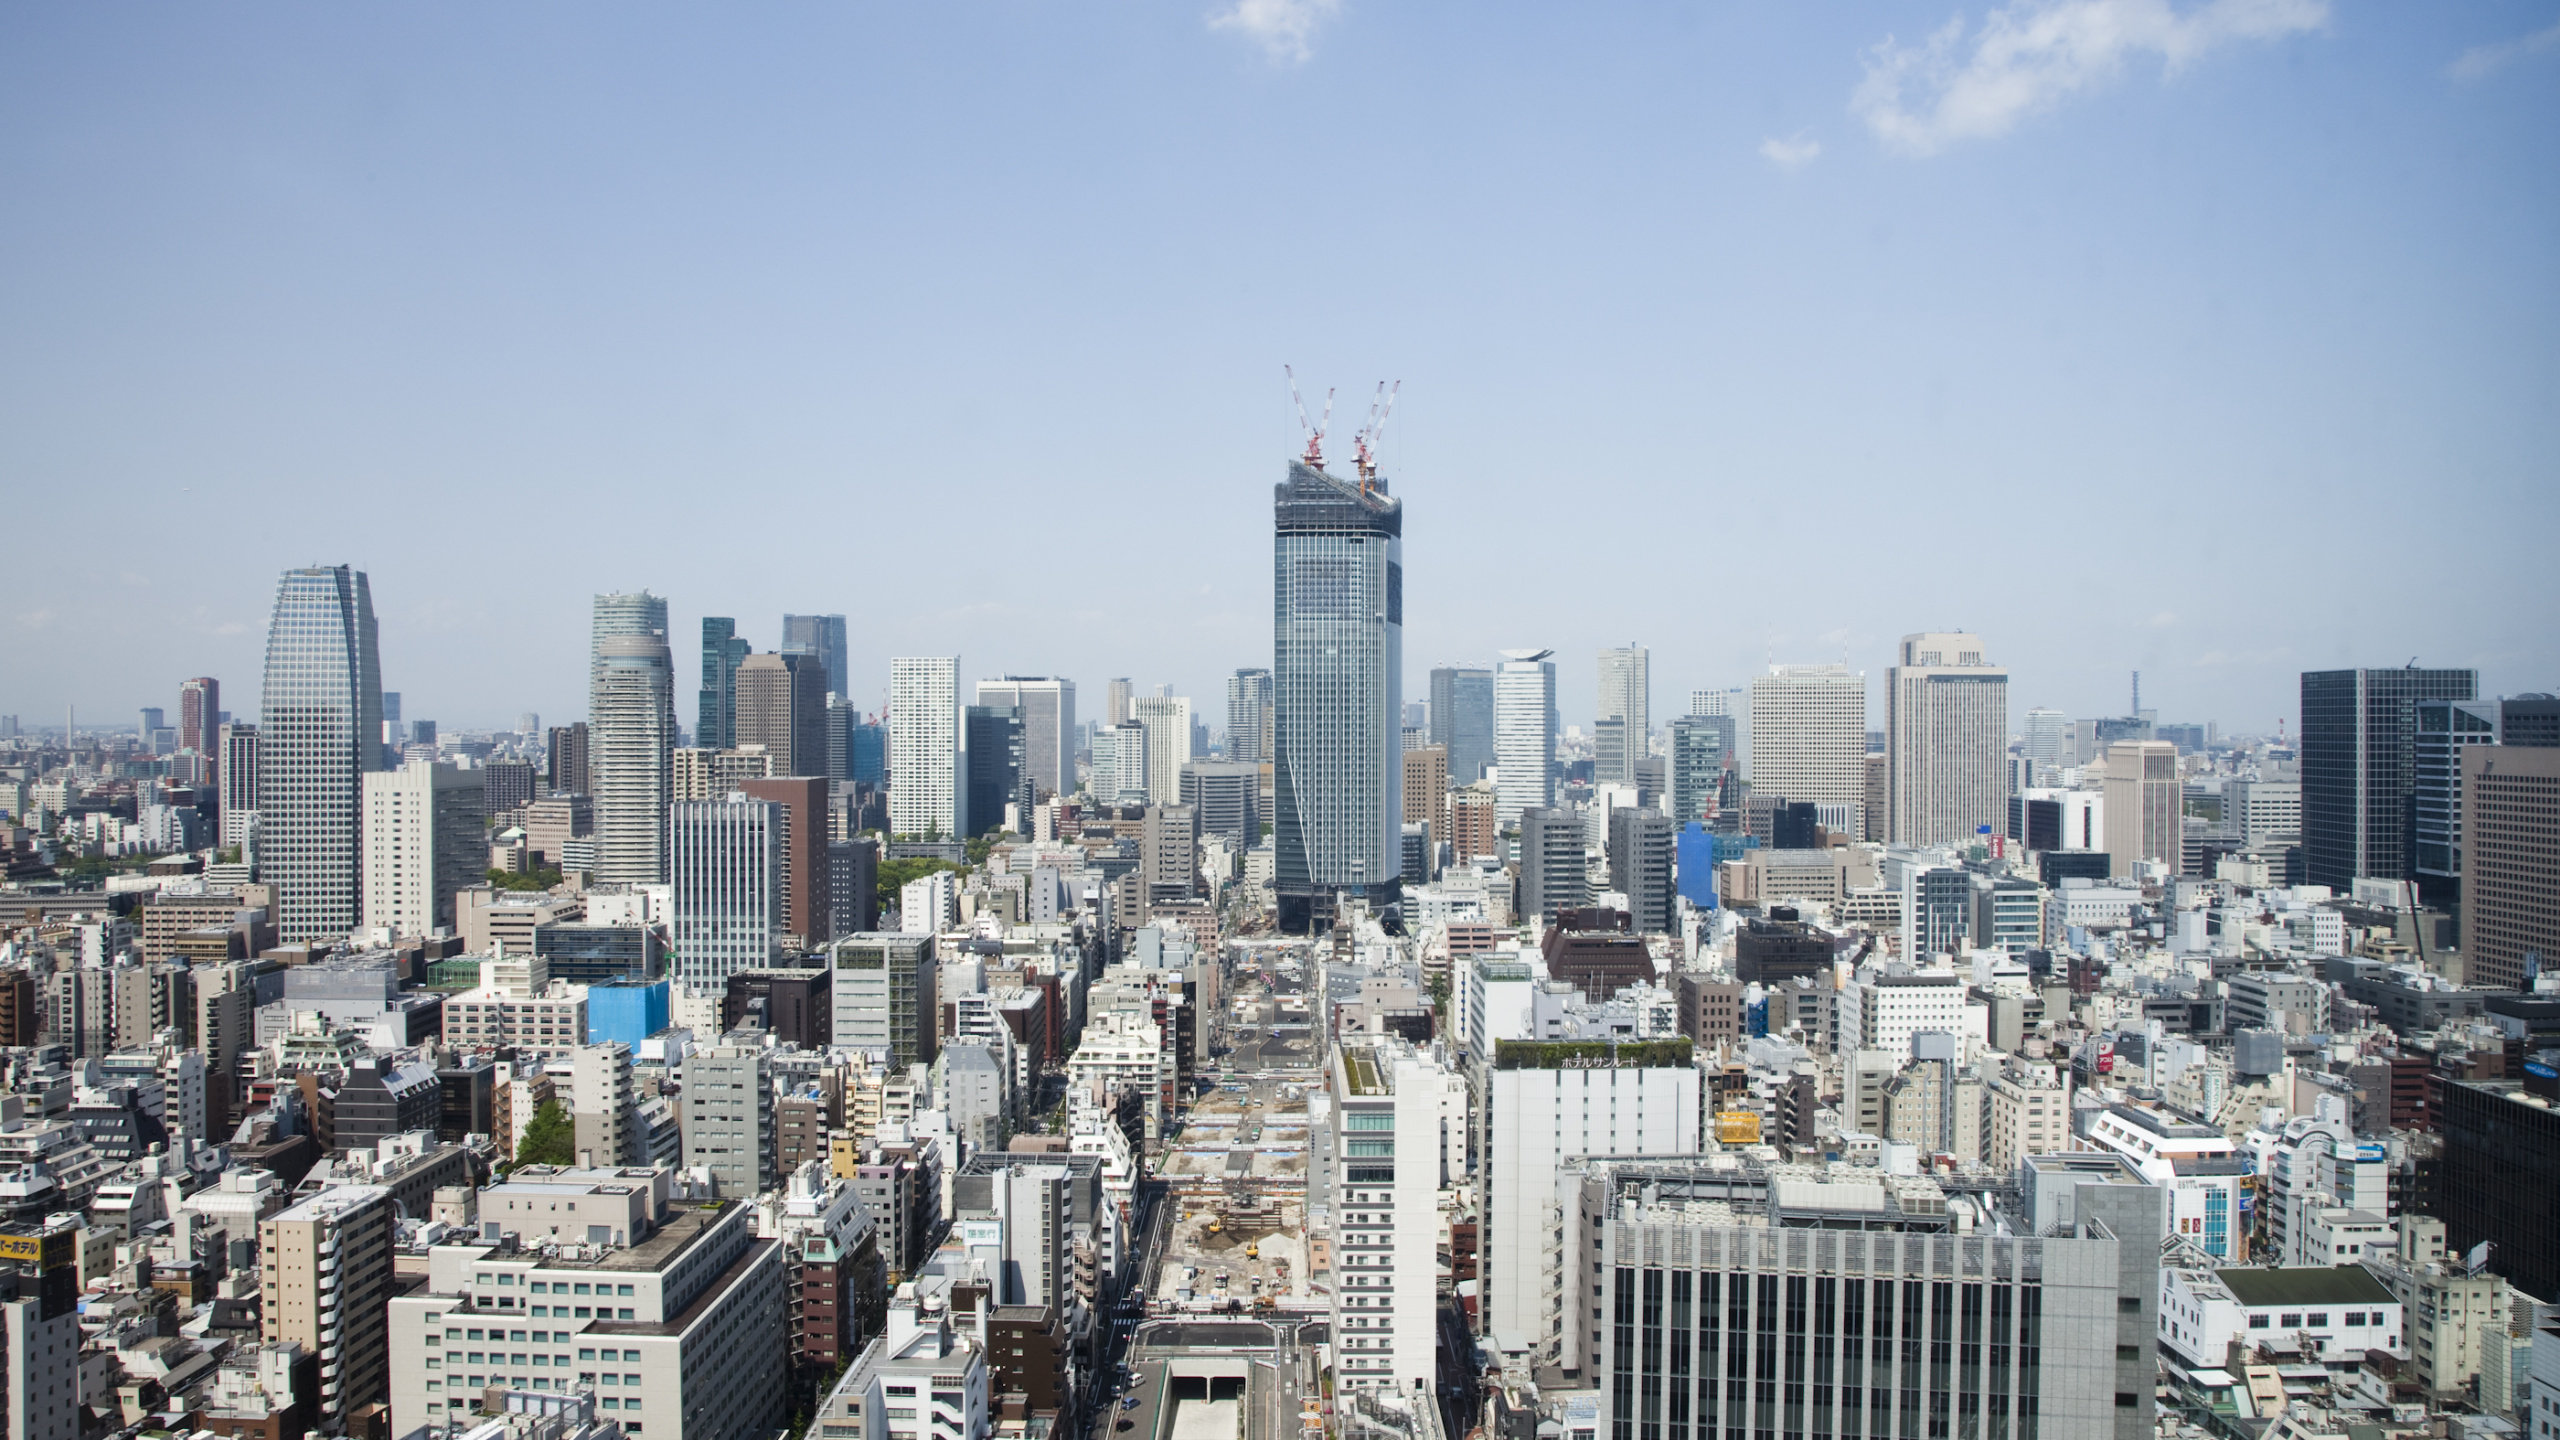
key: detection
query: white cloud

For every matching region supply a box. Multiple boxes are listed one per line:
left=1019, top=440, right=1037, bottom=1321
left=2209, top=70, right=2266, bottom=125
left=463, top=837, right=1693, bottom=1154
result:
left=1853, top=0, right=2328, bottom=156
left=1209, top=0, right=1342, bottom=64
left=1760, top=134, right=1824, bottom=169
left=2449, top=19, right=2560, bottom=80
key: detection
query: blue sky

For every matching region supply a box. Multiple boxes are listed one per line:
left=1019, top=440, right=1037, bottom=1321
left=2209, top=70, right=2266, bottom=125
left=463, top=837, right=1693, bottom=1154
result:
left=3, top=1, right=2554, bottom=738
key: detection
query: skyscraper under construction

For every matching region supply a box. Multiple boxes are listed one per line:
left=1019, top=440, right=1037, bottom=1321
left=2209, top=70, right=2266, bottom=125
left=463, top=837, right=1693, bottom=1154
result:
left=1272, top=440, right=1403, bottom=933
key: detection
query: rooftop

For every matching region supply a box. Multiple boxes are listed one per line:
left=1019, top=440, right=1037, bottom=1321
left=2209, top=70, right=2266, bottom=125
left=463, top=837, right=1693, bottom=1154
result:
left=2214, top=1267, right=2396, bottom=1309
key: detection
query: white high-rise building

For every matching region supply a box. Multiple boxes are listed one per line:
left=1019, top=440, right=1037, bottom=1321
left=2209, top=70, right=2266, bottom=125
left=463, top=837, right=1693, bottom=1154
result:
left=1595, top=645, right=1649, bottom=783
left=1747, top=663, right=1869, bottom=833
left=592, top=631, right=676, bottom=884
left=1493, top=650, right=1557, bottom=833
left=1887, top=631, right=2010, bottom=846
left=2022, top=707, right=2068, bottom=770
left=889, top=656, right=960, bottom=839
left=670, top=794, right=782, bottom=990
left=973, top=676, right=1075, bottom=800
left=1130, top=694, right=1192, bottom=806
left=1480, top=1047, right=1699, bottom=1355
left=257, top=565, right=385, bottom=944
left=1329, top=1038, right=1462, bottom=1393
left=589, top=590, right=668, bottom=689
left=360, top=759, right=485, bottom=938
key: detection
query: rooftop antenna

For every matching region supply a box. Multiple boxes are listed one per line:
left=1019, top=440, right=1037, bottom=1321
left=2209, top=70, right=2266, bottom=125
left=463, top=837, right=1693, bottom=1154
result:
left=1352, top=380, right=1401, bottom=496
left=1284, top=365, right=1333, bottom=471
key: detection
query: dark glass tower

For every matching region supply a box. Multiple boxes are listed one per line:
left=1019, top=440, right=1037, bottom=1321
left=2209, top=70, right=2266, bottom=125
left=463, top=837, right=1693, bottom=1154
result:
left=1428, top=665, right=1494, bottom=786
left=963, top=704, right=1027, bottom=838
left=258, top=565, right=384, bottom=944
left=2300, top=667, right=2477, bottom=890
left=699, top=617, right=750, bottom=749
left=1273, top=458, right=1402, bottom=933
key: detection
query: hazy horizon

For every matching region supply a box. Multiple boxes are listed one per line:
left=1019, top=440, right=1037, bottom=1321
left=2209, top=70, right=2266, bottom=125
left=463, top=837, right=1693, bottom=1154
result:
left=5, top=3, right=2553, bottom=738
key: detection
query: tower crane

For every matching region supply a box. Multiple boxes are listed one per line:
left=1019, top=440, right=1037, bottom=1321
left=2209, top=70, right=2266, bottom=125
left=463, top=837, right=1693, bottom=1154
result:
left=1353, top=380, right=1400, bottom=496
left=1285, top=365, right=1333, bottom=470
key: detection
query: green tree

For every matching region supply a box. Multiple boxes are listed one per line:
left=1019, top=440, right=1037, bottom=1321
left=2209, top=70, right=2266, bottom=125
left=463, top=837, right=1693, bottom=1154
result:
left=486, top=867, right=562, bottom=893
left=512, top=1100, right=575, bottom=1170
left=874, top=856, right=963, bottom=896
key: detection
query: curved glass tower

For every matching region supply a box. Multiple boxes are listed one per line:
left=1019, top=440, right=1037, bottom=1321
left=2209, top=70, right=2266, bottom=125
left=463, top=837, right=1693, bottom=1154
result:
left=257, top=565, right=384, bottom=944
left=1273, top=458, right=1402, bottom=933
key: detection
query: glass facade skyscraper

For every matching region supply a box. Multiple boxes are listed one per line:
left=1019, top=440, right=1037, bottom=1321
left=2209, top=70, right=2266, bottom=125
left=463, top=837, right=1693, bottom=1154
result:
left=257, top=565, right=385, bottom=944
left=1494, top=650, right=1557, bottom=833
left=2301, top=666, right=2478, bottom=890
left=781, top=614, right=850, bottom=702
left=699, top=616, right=750, bottom=749
left=1429, top=664, right=1494, bottom=786
left=1272, top=458, right=1402, bottom=933
left=593, top=632, right=676, bottom=884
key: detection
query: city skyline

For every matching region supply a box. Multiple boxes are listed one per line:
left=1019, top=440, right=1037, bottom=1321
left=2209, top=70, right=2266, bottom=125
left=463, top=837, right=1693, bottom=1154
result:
left=3, top=6, right=2553, bottom=732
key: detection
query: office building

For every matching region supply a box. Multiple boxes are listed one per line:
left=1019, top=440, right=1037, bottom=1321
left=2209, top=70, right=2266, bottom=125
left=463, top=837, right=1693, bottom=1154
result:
left=673, top=744, right=773, bottom=801
left=2502, top=694, right=2560, bottom=747
left=592, top=631, right=676, bottom=885
left=964, top=704, right=1027, bottom=836
left=670, top=794, right=783, bottom=990
left=261, top=1184, right=396, bottom=1430
left=1596, top=644, right=1650, bottom=785
left=1667, top=714, right=1731, bottom=826
left=889, top=656, right=961, bottom=839
left=1140, top=804, right=1198, bottom=911
left=1330, top=1039, right=1457, bottom=1392
left=570, top=1041, right=641, bottom=1166
left=0, top=1223, right=77, bottom=1440
left=742, top=775, right=830, bottom=951
left=1749, top=664, right=1869, bottom=834
left=2022, top=706, right=2067, bottom=770
left=219, top=720, right=260, bottom=847
left=736, top=652, right=828, bottom=778
left=1401, top=744, right=1448, bottom=848
left=1479, top=1041, right=1700, bottom=1353
left=683, top=1045, right=776, bottom=1198
left=1094, top=721, right=1148, bottom=805
left=1129, top=694, right=1192, bottom=807
left=1179, top=760, right=1261, bottom=851
left=1886, top=632, right=2008, bottom=846
left=1569, top=1155, right=2161, bottom=1440
left=547, top=721, right=590, bottom=795
left=258, top=565, right=386, bottom=944
left=2102, top=739, right=2180, bottom=875
left=1431, top=664, right=1496, bottom=786
left=2462, top=744, right=2560, bottom=992
left=385, top=1185, right=786, bottom=1440
left=361, top=758, right=486, bottom=937
left=2414, top=698, right=2503, bottom=901
left=1450, top=782, right=1498, bottom=864
left=1517, top=807, right=1589, bottom=921
left=1225, top=667, right=1274, bottom=765
left=1104, top=677, right=1133, bottom=727
left=698, top=617, right=752, bottom=750
left=1494, top=650, right=1557, bottom=833
left=1271, top=454, right=1403, bottom=932
left=1607, top=806, right=1675, bottom=934
left=179, top=676, right=219, bottom=758
left=976, top=676, right=1076, bottom=798
left=830, top=933, right=937, bottom=1069
left=2300, top=665, right=2477, bottom=889
left=781, top=614, right=851, bottom=704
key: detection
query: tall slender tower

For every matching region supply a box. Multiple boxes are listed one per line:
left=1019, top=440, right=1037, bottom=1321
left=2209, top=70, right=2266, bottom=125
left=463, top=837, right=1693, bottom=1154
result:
left=1226, top=668, right=1274, bottom=765
left=889, top=656, right=960, bottom=839
left=592, top=632, right=675, bottom=884
left=698, top=617, right=751, bottom=749
left=1428, top=665, right=1494, bottom=785
left=178, top=677, right=220, bottom=756
left=257, top=566, right=384, bottom=944
left=1595, top=644, right=1649, bottom=784
left=1272, top=455, right=1403, bottom=933
left=1493, top=650, right=1556, bottom=833
left=590, top=591, right=668, bottom=690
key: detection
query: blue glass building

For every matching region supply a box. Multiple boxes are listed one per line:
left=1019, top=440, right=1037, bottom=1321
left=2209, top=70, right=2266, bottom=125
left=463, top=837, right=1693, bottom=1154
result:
left=589, top=979, right=671, bottom=1048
